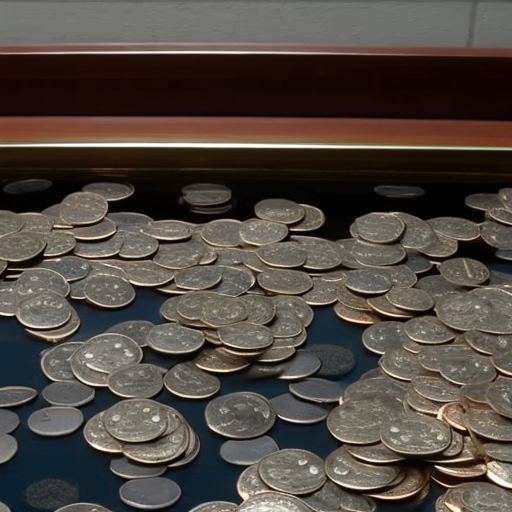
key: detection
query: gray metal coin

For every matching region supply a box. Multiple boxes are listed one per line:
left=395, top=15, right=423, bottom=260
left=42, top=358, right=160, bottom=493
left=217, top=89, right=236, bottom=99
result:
left=16, top=268, right=70, bottom=297
left=238, top=491, right=312, bottom=512
left=108, top=364, right=164, bottom=399
left=0, top=502, right=10, bottom=512
left=84, top=274, right=135, bottom=309
left=182, top=183, right=232, bottom=206
left=147, top=323, right=205, bottom=355
left=55, top=503, right=114, bottom=512
left=164, top=362, right=221, bottom=399
left=270, top=393, right=332, bottom=424
left=486, top=379, right=512, bottom=419
left=302, top=480, right=377, bottom=512
left=82, top=181, right=134, bottom=201
left=82, top=412, right=122, bottom=453
left=188, top=502, right=238, bottom=512
left=0, top=386, right=37, bottom=407
left=288, top=378, right=345, bottom=403
left=60, top=192, right=109, bottom=226
left=3, top=178, right=52, bottom=195
left=27, top=406, right=84, bottom=437
left=105, top=320, right=154, bottom=348
left=220, top=436, right=279, bottom=465
left=110, top=456, right=168, bottom=479
left=278, top=352, right=321, bottom=380
left=258, top=448, right=326, bottom=495
left=0, top=232, right=46, bottom=262
left=257, top=268, right=313, bottom=295
left=16, top=292, right=72, bottom=329
left=0, top=434, right=17, bottom=464
left=302, top=344, right=355, bottom=378
left=119, top=477, right=181, bottom=509
left=205, top=392, right=276, bottom=439
left=254, top=198, right=305, bottom=224
left=39, top=255, right=91, bottom=282
left=0, top=410, right=20, bottom=435
left=439, top=353, right=496, bottom=385
left=42, top=381, right=95, bottom=407
left=240, top=218, right=289, bottom=246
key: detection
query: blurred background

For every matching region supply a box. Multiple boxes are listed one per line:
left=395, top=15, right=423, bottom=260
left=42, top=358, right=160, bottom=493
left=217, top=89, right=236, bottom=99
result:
left=0, top=0, right=510, bottom=48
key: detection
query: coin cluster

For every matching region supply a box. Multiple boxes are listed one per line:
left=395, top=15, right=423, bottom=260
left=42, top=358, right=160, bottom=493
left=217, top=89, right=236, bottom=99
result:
left=2, top=180, right=512, bottom=512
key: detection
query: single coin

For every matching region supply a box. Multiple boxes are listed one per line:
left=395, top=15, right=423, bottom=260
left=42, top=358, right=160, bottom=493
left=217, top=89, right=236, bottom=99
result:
left=344, top=269, right=392, bottom=295
left=256, top=242, right=307, bottom=268
left=439, top=257, right=490, bottom=287
left=153, top=239, right=210, bottom=270
left=343, top=375, right=407, bottom=403
left=301, top=278, right=340, bottom=306
left=43, top=231, right=77, bottom=257
left=241, top=295, right=276, bottom=325
left=174, top=266, right=222, bottom=290
left=3, top=178, right=52, bottom=195
left=20, top=211, right=53, bottom=233
left=486, top=379, right=512, bottom=419
left=103, top=399, right=167, bottom=443
left=182, top=183, right=232, bottom=206
left=193, top=347, right=250, bottom=373
left=61, top=192, right=108, bottom=226
left=55, top=503, right=114, bottom=512
left=189, top=502, right=238, bottom=512
left=117, top=231, right=159, bottom=259
left=218, top=323, right=273, bottom=352
left=82, top=182, right=134, bottom=201
left=16, top=291, right=72, bottom=329
left=484, top=442, right=512, bottom=463
left=240, top=219, right=289, bottom=246
left=366, top=466, right=428, bottom=501
left=16, top=267, right=70, bottom=297
left=465, top=330, right=512, bottom=356
left=84, top=274, right=135, bottom=309
left=211, top=265, right=255, bottom=297
left=303, top=344, right=355, bottom=378
left=411, top=375, right=460, bottom=403
left=26, top=307, right=81, bottom=343
left=386, top=287, right=434, bottom=312
left=105, top=320, right=154, bottom=348
left=257, top=268, right=313, bottom=295
left=0, top=232, right=46, bottom=262
left=147, top=323, right=205, bottom=355
left=492, top=349, right=512, bottom=375
left=404, top=315, right=455, bottom=344
left=200, top=219, right=242, bottom=247
left=427, top=216, right=480, bottom=241
left=72, top=218, right=117, bottom=241
left=201, top=295, right=248, bottom=327
left=119, top=477, right=181, bottom=510
left=324, top=446, right=401, bottom=491
left=302, top=480, right=377, bottom=512
left=0, top=386, right=37, bottom=407
left=379, top=347, right=424, bottom=381
left=220, top=436, right=279, bottom=466
left=0, top=503, right=11, bottom=512
left=205, top=392, right=276, bottom=439
left=439, top=353, right=496, bottom=385
left=289, top=378, right=345, bottom=403
left=289, top=204, right=326, bottom=232
left=39, top=255, right=91, bottom=282
left=460, top=481, right=512, bottom=512
left=108, top=364, right=164, bottom=399
left=405, top=388, right=440, bottom=416
left=254, top=198, right=305, bottom=224
left=237, top=464, right=272, bottom=500
left=354, top=212, right=405, bottom=244
left=164, top=362, right=221, bottom=399
left=465, top=408, right=512, bottom=441
left=344, top=442, right=406, bottom=465
left=258, top=448, right=326, bottom=495
left=141, top=220, right=192, bottom=241
left=42, top=381, right=95, bottom=407
left=82, top=412, right=122, bottom=453
left=292, top=236, right=344, bottom=271
left=270, top=393, right=332, bottom=424
left=361, top=321, right=407, bottom=355
left=238, top=491, right=312, bottom=512
left=0, top=410, right=20, bottom=435
left=0, top=434, right=17, bottom=464
left=27, top=406, right=84, bottom=436
left=273, top=295, right=314, bottom=327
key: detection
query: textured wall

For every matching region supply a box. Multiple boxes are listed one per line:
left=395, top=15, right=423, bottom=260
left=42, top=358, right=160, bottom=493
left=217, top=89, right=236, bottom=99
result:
left=0, top=0, right=509, bottom=47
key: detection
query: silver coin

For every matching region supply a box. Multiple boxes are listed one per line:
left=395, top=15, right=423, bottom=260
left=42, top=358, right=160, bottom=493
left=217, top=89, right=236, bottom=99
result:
left=111, top=456, right=168, bottom=480
left=27, top=406, right=84, bottom=436
left=153, top=239, right=210, bottom=269
left=43, top=231, right=77, bottom=257
left=460, top=481, right=512, bottom=512
left=0, top=386, right=38, bottom=407
left=484, top=442, right=512, bottom=463
left=292, top=236, right=343, bottom=271
left=258, top=268, right=313, bottom=295
left=0, top=284, right=17, bottom=316
left=273, top=296, right=314, bottom=327
left=361, top=321, right=407, bottom=355
left=26, top=307, right=81, bottom=343
left=164, top=362, right=221, bottom=399
left=72, top=218, right=117, bottom=241
left=379, top=347, right=424, bottom=381
left=3, top=178, right=52, bottom=195
left=278, top=352, right=321, bottom=380
left=288, top=378, right=345, bottom=403
left=220, top=436, right=279, bottom=466
left=108, top=364, right=164, bottom=399
left=39, top=255, right=91, bottom=282
left=254, top=199, right=305, bottom=225
left=84, top=274, right=135, bottom=309
left=218, top=322, right=273, bottom=352
left=40, top=341, right=82, bottom=382
left=427, top=216, right=480, bottom=241
left=82, top=412, right=122, bottom=453
left=486, top=379, right=512, bottom=419
left=42, top=381, right=95, bottom=407
left=353, top=212, right=405, bottom=244
left=404, top=315, right=455, bottom=344
left=167, top=426, right=200, bottom=468
left=344, top=268, right=392, bottom=295
left=289, top=204, right=326, bottom=232
left=60, top=192, right=109, bottom=226
left=302, top=480, right=377, bottom=512
left=0, top=232, right=46, bottom=262
left=466, top=192, right=503, bottom=211
left=0, top=502, right=10, bottom=512
left=182, top=183, right=232, bottom=206
left=238, top=491, right=312, bottom=512
left=211, top=265, right=255, bottom=297
left=270, top=393, right=332, bottom=424
left=344, top=442, right=406, bottom=465
left=324, top=446, right=400, bottom=491
left=116, top=230, right=159, bottom=259
left=302, top=344, right=355, bottom=378
left=107, top=212, right=152, bottom=231
left=105, top=320, right=154, bottom=348
left=119, top=477, right=181, bottom=510
left=301, top=278, right=340, bottom=306
left=465, top=408, right=512, bottom=441
left=205, top=391, right=276, bottom=439
left=103, top=399, right=167, bottom=443
left=256, top=242, right=307, bottom=268
left=240, top=219, right=289, bottom=246
left=82, top=181, right=134, bottom=201
left=386, top=287, right=434, bottom=312
left=142, top=219, right=193, bottom=241
left=380, top=413, right=452, bottom=456
left=258, top=448, right=326, bottom=495
left=55, top=503, right=114, bottom=512
left=439, top=353, right=496, bottom=385
left=439, top=257, right=490, bottom=287
left=194, top=347, right=251, bottom=373
left=0, top=409, right=20, bottom=435
left=16, top=291, right=72, bottom=329
left=174, top=266, right=222, bottom=290
left=410, top=375, right=460, bottom=403
left=201, top=295, right=248, bottom=327
left=147, top=323, right=205, bottom=355
left=343, top=376, right=407, bottom=403
left=15, top=267, right=70, bottom=297
left=241, top=295, right=276, bottom=325
left=0, top=434, right=17, bottom=464
left=188, top=501, right=238, bottom=512
left=465, top=330, right=512, bottom=356
left=200, top=219, right=242, bottom=247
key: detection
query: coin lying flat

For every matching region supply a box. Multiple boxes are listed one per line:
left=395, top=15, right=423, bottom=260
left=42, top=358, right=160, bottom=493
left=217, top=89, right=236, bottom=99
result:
left=60, top=192, right=109, bottom=226
left=257, top=269, right=313, bottom=295
left=82, top=181, right=134, bottom=202
left=27, top=407, right=84, bottom=437
left=220, top=436, right=279, bottom=466
left=205, top=392, right=276, bottom=439
left=41, top=381, right=95, bottom=407
left=54, top=504, right=114, bottom=512
left=163, top=362, right=221, bottom=399
left=288, top=378, right=345, bottom=404
left=238, top=491, right=312, bottom=512
left=302, top=344, right=355, bottom=378
left=110, top=456, right=168, bottom=479
left=270, top=393, right=332, bottom=424
left=16, top=292, right=73, bottom=329
left=108, top=364, right=164, bottom=399
left=188, top=502, right=238, bottom=512
left=0, top=386, right=38, bottom=407
left=0, top=410, right=20, bottom=435
left=119, top=477, right=181, bottom=509
left=82, top=412, right=122, bottom=453
left=0, top=434, right=17, bottom=464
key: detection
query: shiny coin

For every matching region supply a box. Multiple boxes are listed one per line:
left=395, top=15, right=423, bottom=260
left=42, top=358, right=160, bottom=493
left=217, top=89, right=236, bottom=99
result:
left=205, top=391, right=275, bottom=439
left=0, top=386, right=37, bottom=407
left=117, top=231, right=159, bottom=259
left=119, top=477, right=181, bottom=510
left=200, top=295, right=248, bottom=327
left=82, top=181, right=134, bottom=201
left=153, top=239, right=210, bottom=269
left=167, top=426, right=200, bottom=468
left=218, top=323, right=273, bottom=352
left=379, top=347, right=423, bottom=381
left=486, top=379, right=512, bottom=419
left=269, top=393, right=332, bottom=424
left=164, top=362, right=221, bottom=399
left=344, top=269, right=392, bottom=295
left=344, top=442, right=406, bottom=465
left=55, top=504, right=114, bottom=512
left=439, top=353, right=496, bottom=385
left=0, top=503, right=10, bottom=512
left=238, top=491, right=312, bottom=512
left=27, top=406, right=84, bottom=436
left=256, top=242, right=307, bottom=268
left=105, top=320, right=154, bottom=348
left=72, top=218, right=117, bottom=241
left=0, top=210, right=23, bottom=237
left=366, top=466, right=428, bottom=501
left=411, top=375, right=460, bottom=403
left=16, top=267, right=70, bottom=297
left=258, top=448, right=326, bottom=495
left=351, top=240, right=406, bottom=267
left=439, top=257, right=490, bottom=287
left=278, top=352, right=321, bottom=380
left=82, top=412, right=122, bottom=453
left=240, top=295, right=276, bottom=326
left=16, top=291, right=72, bottom=329
left=200, top=219, right=242, bottom=247
left=240, top=219, right=289, bottom=246
left=343, top=375, right=407, bottom=403
left=428, top=216, right=480, bottom=241
left=361, top=321, right=407, bottom=355
left=39, top=255, right=91, bottom=282
left=324, top=446, right=401, bottom=491
left=84, top=274, right=135, bottom=309
left=108, top=364, right=164, bottom=399
left=188, top=502, right=238, bottom=512
left=61, top=192, right=108, bottom=226
left=236, top=463, right=272, bottom=499
left=293, top=236, right=343, bottom=270
left=26, top=307, right=81, bottom=343
left=0, top=232, right=46, bottom=262
left=466, top=192, right=503, bottom=211
left=301, top=278, right=340, bottom=306
left=174, top=265, right=222, bottom=290
left=465, top=408, right=512, bottom=441
left=40, top=342, right=83, bottom=382
left=211, top=265, right=255, bottom=297
left=257, top=268, right=313, bottom=295
left=273, top=295, right=314, bottom=327
left=404, top=315, right=455, bottom=344
left=254, top=198, right=305, bottom=224
left=193, top=347, right=250, bottom=373
left=386, top=287, right=434, bottom=312
left=103, top=399, right=167, bottom=443
left=141, top=219, right=192, bottom=241
left=335, top=303, right=378, bottom=325
left=42, top=381, right=95, bottom=407
left=380, top=413, right=452, bottom=456
left=220, top=436, right=279, bottom=465
left=302, top=480, right=377, bottom=512
left=353, top=212, right=405, bottom=244
left=0, top=434, right=17, bottom=464
left=289, top=204, right=326, bottom=232
left=0, top=410, right=20, bottom=435
left=288, top=378, right=345, bottom=403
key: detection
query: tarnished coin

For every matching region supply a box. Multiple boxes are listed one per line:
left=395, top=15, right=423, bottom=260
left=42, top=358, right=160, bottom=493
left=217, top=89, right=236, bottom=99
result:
left=218, top=323, right=273, bottom=352
left=343, top=375, right=407, bottom=403
left=484, top=442, right=512, bottom=463
left=404, top=315, right=455, bottom=344
left=3, top=178, right=52, bottom=195
left=301, top=278, right=340, bottom=306
left=439, top=353, right=496, bottom=385
left=464, top=408, right=512, bottom=441
left=0, top=410, right=20, bottom=435
left=16, top=268, right=70, bottom=297
left=0, top=434, right=18, bottom=464
left=238, top=491, right=312, bottom=512
left=258, top=268, right=313, bottom=295
left=270, top=393, right=332, bottom=424
left=240, top=219, right=289, bottom=246
left=84, top=274, right=135, bottom=309
left=153, top=239, right=210, bottom=270
left=254, top=199, right=305, bottom=224
left=374, top=185, right=425, bottom=198
left=241, top=295, right=276, bottom=325
left=273, top=296, right=314, bottom=327
left=55, top=503, right=114, bottom=512
left=43, top=231, right=77, bottom=257
left=351, top=240, right=406, bottom=267
left=147, top=323, right=205, bottom=355
left=193, top=347, right=250, bottom=373
left=220, top=436, right=279, bottom=466
left=353, top=212, right=405, bottom=244
left=366, top=466, right=428, bottom=501
left=83, top=412, right=122, bottom=453
left=164, top=362, right=221, bottom=399
left=42, top=381, right=95, bottom=407
left=61, top=192, right=109, bottom=226
left=288, top=378, right=345, bottom=403
left=411, top=375, right=460, bottom=403
left=108, top=364, right=164, bottom=398
left=302, top=344, right=355, bottom=378
left=0, top=386, right=37, bottom=407
left=380, top=413, right=452, bottom=456
left=465, top=330, right=512, bottom=356
left=344, top=269, right=392, bottom=295
left=141, top=219, right=192, bottom=241
left=344, top=442, right=406, bottom=465
left=205, top=392, right=276, bottom=439
left=289, top=204, right=326, bottom=232
left=439, top=257, right=490, bottom=287
left=362, top=321, right=407, bottom=355
left=324, top=446, right=401, bottom=491
left=386, top=287, right=434, bottom=312
left=117, top=231, right=159, bottom=259
left=82, top=181, right=134, bottom=201
left=27, top=406, right=84, bottom=436
left=278, top=352, right=321, bottom=380
left=39, top=255, right=91, bottom=282
left=0, top=232, right=46, bottom=262
left=200, top=219, right=242, bottom=247
left=16, top=291, right=72, bottom=329
left=486, top=379, right=512, bottom=419
left=460, top=481, right=512, bottom=512
left=110, top=456, right=168, bottom=479
left=119, top=477, right=181, bottom=509
left=293, top=236, right=343, bottom=271
left=105, top=320, right=154, bottom=348
left=258, top=448, right=326, bottom=495
left=72, top=218, right=117, bottom=241
left=379, top=347, right=423, bottom=381
left=103, top=399, right=167, bottom=443
left=200, top=295, right=248, bottom=327
left=174, top=266, right=222, bottom=290
left=427, top=216, right=480, bottom=241
left=256, top=242, right=307, bottom=268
